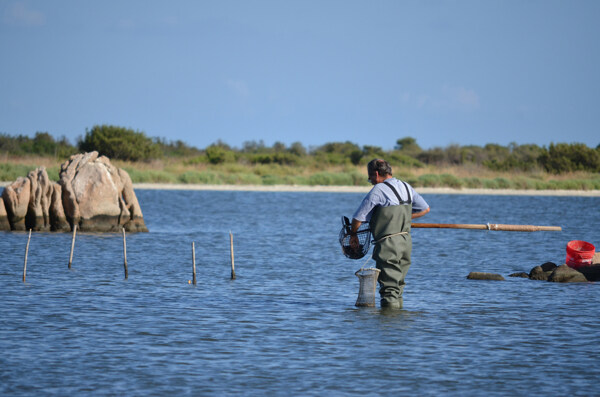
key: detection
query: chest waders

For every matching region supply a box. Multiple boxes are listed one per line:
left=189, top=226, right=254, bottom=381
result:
left=370, top=181, right=412, bottom=308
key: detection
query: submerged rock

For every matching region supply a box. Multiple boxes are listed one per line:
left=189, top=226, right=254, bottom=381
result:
left=467, top=272, right=505, bottom=281
left=574, top=264, right=600, bottom=282
left=508, top=272, right=529, bottom=278
left=528, top=262, right=558, bottom=281
left=548, top=264, right=588, bottom=283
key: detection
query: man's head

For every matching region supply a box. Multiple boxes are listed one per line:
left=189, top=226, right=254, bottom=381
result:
left=367, top=159, right=392, bottom=185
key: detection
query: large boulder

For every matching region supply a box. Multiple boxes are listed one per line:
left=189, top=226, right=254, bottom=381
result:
left=1, top=177, right=30, bottom=231
left=26, top=167, right=53, bottom=231
left=49, top=182, right=70, bottom=232
left=59, top=152, right=148, bottom=232
left=0, top=192, right=10, bottom=231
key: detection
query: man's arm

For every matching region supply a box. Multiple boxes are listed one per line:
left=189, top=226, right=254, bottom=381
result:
left=351, top=218, right=363, bottom=234
left=412, top=207, right=430, bottom=219
left=349, top=218, right=363, bottom=249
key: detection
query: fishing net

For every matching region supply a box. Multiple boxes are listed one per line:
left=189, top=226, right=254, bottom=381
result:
left=339, top=216, right=371, bottom=260
left=355, top=267, right=380, bottom=307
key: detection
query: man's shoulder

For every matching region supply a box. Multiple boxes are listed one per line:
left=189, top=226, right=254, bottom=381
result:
left=379, top=177, right=409, bottom=189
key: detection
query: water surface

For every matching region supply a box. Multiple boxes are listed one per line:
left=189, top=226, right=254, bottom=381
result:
left=1, top=190, right=599, bottom=396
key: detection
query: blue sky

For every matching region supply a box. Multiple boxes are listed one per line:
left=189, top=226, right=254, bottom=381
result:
left=1, top=0, right=599, bottom=151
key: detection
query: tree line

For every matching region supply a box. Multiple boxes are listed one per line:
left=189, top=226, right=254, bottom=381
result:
left=1, top=125, right=599, bottom=174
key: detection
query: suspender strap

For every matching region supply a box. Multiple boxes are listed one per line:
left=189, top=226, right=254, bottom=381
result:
left=383, top=180, right=412, bottom=205
left=402, top=181, right=412, bottom=204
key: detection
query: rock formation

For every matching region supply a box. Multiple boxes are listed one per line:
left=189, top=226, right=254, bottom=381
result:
left=547, top=264, right=588, bottom=283
left=2, top=176, right=30, bottom=231
left=467, top=272, right=505, bottom=281
left=1, top=152, right=148, bottom=233
left=471, top=251, right=600, bottom=283
left=0, top=193, right=10, bottom=231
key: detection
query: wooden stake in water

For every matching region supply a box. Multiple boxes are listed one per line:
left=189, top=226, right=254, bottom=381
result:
left=122, top=227, right=128, bottom=279
left=68, top=224, right=77, bottom=269
left=23, top=229, right=32, bottom=282
left=230, top=231, right=236, bottom=280
left=192, top=241, right=197, bottom=285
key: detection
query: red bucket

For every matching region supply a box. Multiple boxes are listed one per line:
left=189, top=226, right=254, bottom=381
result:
left=566, top=240, right=596, bottom=269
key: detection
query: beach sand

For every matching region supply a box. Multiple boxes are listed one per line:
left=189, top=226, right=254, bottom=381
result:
left=131, top=183, right=600, bottom=196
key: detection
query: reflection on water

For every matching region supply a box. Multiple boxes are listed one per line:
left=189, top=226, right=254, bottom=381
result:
left=0, top=190, right=599, bottom=395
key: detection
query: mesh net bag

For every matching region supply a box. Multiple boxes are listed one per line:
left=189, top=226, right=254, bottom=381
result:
left=339, top=216, right=371, bottom=260
left=355, top=267, right=380, bottom=307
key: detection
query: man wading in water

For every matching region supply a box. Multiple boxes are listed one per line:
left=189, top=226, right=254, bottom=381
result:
left=350, top=159, right=430, bottom=309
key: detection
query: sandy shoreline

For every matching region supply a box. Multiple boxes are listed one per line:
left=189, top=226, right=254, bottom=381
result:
left=1, top=181, right=598, bottom=196
left=130, top=183, right=600, bottom=196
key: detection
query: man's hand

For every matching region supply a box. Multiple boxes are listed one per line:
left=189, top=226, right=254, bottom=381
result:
left=349, top=218, right=363, bottom=250
left=412, top=207, right=430, bottom=219
left=350, top=234, right=359, bottom=250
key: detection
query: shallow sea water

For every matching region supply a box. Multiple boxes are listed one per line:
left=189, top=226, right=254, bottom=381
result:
left=1, top=190, right=599, bottom=396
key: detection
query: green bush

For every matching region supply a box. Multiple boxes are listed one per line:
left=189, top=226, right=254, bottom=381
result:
left=440, top=174, right=463, bottom=189
left=388, top=152, right=425, bottom=168
left=539, top=143, right=600, bottom=173
left=0, top=132, right=76, bottom=158
left=417, top=174, right=441, bottom=187
left=261, top=175, right=285, bottom=185
left=463, top=177, right=483, bottom=188
left=124, top=168, right=177, bottom=183
left=222, top=173, right=262, bottom=185
left=178, top=171, right=221, bottom=184
left=492, top=177, right=511, bottom=189
left=308, top=172, right=354, bottom=186
left=183, top=155, right=208, bottom=165
left=205, top=146, right=235, bottom=164
left=0, top=163, right=36, bottom=181
left=78, top=125, right=161, bottom=161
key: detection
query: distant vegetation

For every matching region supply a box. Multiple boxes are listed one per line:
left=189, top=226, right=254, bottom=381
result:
left=1, top=125, right=599, bottom=190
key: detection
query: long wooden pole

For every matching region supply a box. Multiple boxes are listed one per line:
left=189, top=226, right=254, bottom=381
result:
left=122, top=228, right=128, bottom=279
left=411, top=223, right=562, bottom=232
left=192, top=241, right=197, bottom=285
left=68, top=224, right=77, bottom=269
left=23, top=229, right=31, bottom=282
left=230, top=231, right=235, bottom=280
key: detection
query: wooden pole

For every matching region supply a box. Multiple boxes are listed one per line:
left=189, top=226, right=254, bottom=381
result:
left=23, top=229, right=31, bottom=282
left=192, top=241, right=197, bottom=285
left=411, top=222, right=562, bottom=232
left=230, top=231, right=236, bottom=280
left=122, top=227, right=128, bottom=279
left=68, top=224, right=77, bottom=269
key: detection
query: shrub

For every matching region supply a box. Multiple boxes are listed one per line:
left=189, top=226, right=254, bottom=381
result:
left=78, top=125, right=161, bottom=161
left=417, top=174, right=441, bottom=187
left=440, top=174, right=464, bottom=188
left=205, top=146, right=235, bottom=164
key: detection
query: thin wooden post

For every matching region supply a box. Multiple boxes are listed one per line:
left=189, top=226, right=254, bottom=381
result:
left=122, top=228, right=128, bottom=279
left=192, top=241, right=197, bottom=285
left=68, top=224, right=77, bottom=269
left=230, top=231, right=235, bottom=280
left=23, top=229, right=31, bottom=282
